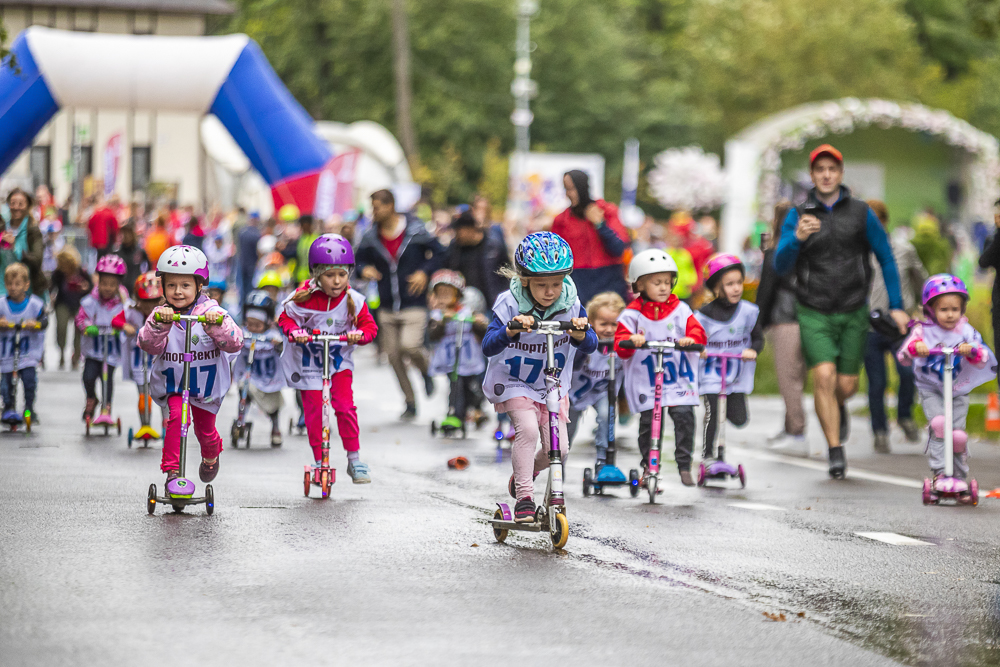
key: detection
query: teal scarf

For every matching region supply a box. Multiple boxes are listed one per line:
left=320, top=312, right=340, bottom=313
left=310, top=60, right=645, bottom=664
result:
left=509, top=275, right=578, bottom=319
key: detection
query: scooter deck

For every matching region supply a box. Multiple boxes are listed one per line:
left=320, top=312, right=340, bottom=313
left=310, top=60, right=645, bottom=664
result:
left=489, top=519, right=544, bottom=532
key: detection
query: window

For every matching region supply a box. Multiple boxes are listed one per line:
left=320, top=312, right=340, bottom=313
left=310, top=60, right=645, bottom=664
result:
left=78, top=145, right=93, bottom=179
left=29, top=146, right=50, bottom=191
left=131, top=146, right=151, bottom=192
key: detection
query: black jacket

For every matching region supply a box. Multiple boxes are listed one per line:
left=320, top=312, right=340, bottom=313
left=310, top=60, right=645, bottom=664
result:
left=355, top=215, right=445, bottom=312
left=755, top=247, right=798, bottom=328
left=979, top=233, right=1000, bottom=313
left=444, top=233, right=509, bottom=309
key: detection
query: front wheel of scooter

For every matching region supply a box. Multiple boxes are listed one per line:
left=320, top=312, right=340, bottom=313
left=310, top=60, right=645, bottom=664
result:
left=230, top=421, right=239, bottom=449
left=205, top=485, right=214, bottom=515
left=647, top=476, right=658, bottom=504
left=127, top=427, right=134, bottom=449
left=117, top=418, right=122, bottom=436
left=147, top=484, right=157, bottom=515
left=697, top=462, right=706, bottom=487
left=922, top=478, right=934, bottom=505
left=320, top=470, right=332, bottom=499
left=737, top=464, right=746, bottom=489
left=245, top=422, right=253, bottom=449
left=25, top=413, right=31, bottom=433
left=492, top=508, right=508, bottom=543
left=582, top=468, right=593, bottom=497
left=629, top=469, right=640, bottom=497
left=970, top=478, right=979, bottom=507
left=303, top=470, right=312, bottom=498
left=550, top=511, right=569, bottom=549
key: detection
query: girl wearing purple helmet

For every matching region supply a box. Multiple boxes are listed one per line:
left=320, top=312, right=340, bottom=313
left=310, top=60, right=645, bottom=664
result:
left=138, top=245, right=244, bottom=487
left=897, top=274, right=997, bottom=484
left=278, top=234, right=378, bottom=484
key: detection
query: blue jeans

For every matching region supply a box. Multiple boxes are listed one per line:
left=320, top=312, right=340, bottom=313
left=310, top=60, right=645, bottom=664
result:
left=567, top=394, right=610, bottom=461
left=863, top=330, right=915, bottom=433
left=2, top=366, right=37, bottom=413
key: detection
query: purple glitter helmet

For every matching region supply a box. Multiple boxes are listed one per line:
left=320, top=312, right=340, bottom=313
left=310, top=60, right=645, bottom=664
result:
left=922, top=273, right=968, bottom=317
left=309, top=234, right=354, bottom=272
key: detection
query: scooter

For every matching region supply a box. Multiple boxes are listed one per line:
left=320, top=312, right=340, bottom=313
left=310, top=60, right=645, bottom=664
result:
left=697, top=352, right=746, bottom=488
left=128, top=348, right=160, bottom=448
left=231, top=333, right=274, bottom=449
left=147, top=312, right=214, bottom=515
left=1, top=322, right=40, bottom=432
left=490, top=319, right=588, bottom=550
left=431, top=314, right=475, bottom=439
left=618, top=337, right=705, bottom=503
left=303, top=329, right=359, bottom=499
left=87, top=327, right=122, bottom=437
left=582, top=338, right=634, bottom=496
left=922, top=346, right=978, bottom=506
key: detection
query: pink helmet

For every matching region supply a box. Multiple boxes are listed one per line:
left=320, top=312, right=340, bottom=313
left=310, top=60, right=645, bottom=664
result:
left=704, top=253, right=744, bottom=289
left=922, top=274, right=968, bottom=317
left=95, top=254, right=126, bottom=276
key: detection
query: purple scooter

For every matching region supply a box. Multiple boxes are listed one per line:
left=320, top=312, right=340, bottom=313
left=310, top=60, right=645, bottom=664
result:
left=697, top=352, right=746, bottom=488
left=922, top=346, right=978, bottom=506
left=490, top=319, right=588, bottom=549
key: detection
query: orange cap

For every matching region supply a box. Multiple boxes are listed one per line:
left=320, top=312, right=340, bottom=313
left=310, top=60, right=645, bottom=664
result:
left=810, top=144, right=843, bottom=166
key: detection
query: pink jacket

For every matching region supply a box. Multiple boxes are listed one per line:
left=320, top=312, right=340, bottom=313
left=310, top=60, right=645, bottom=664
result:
left=137, top=294, right=243, bottom=356
left=897, top=319, right=989, bottom=367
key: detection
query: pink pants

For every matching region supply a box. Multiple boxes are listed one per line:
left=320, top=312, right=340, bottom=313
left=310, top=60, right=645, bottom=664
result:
left=160, top=394, right=223, bottom=473
left=500, top=397, right=570, bottom=501
left=302, top=370, right=359, bottom=461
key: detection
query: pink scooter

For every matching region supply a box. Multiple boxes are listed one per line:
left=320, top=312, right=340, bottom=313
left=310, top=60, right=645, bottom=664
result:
left=922, top=346, right=978, bottom=506
left=698, top=352, right=746, bottom=488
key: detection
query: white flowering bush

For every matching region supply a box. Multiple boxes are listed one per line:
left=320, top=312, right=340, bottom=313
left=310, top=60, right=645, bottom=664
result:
left=647, top=146, right=727, bottom=212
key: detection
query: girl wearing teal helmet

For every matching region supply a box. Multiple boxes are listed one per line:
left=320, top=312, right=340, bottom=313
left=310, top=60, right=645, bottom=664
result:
left=482, top=232, right=598, bottom=522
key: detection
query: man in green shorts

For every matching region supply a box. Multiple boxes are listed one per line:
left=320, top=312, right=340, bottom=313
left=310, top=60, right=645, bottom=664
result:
left=774, top=145, right=908, bottom=478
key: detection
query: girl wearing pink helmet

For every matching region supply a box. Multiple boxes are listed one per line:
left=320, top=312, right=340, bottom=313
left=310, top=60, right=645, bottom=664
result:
left=695, top=254, right=764, bottom=461
left=137, top=245, right=244, bottom=487
left=75, top=253, right=131, bottom=422
left=897, top=274, right=997, bottom=484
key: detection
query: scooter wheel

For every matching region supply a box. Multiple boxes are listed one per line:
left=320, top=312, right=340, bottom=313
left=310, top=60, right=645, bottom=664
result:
left=550, top=511, right=569, bottom=549
left=303, top=470, right=312, bottom=498
left=737, top=464, right=746, bottom=489
left=647, top=476, right=658, bottom=504
left=127, top=427, right=134, bottom=449
left=205, top=485, right=214, bottom=515
left=85, top=418, right=90, bottom=436
left=321, top=470, right=332, bottom=499
left=697, top=462, right=706, bottom=487
left=230, top=421, right=239, bottom=449
left=24, top=413, right=30, bottom=433
left=970, top=478, right=979, bottom=507
left=147, top=484, right=157, bottom=515
left=430, top=421, right=437, bottom=436
left=492, top=508, right=508, bottom=543
left=629, top=469, right=640, bottom=497
left=117, top=418, right=122, bottom=436
left=922, top=478, right=933, bottom=505
left=289, top=418, right=294, bottom=435
left=245, top=422, right=253, bottom=448
left=582, top=468, right=593, bottom=497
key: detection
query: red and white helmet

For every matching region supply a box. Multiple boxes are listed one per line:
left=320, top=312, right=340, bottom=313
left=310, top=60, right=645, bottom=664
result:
left=156, top=245, right=209, bottom=281
left=135, top=271, right=162, bottom=300
left=429, top=269, right=466, bottom=293
left=95, top=254, right=126, bottom=276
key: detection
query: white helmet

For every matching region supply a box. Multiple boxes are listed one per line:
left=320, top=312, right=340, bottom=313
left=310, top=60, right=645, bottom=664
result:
left=157, top=245, right=210, bottom=281
left=627, top=249, right=678, bottom=284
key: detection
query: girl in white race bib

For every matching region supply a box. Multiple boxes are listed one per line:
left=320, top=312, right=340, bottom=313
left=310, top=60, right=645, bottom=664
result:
left=235, top=290, right=286, bottom=446
left=696, top=254, right=763, bottom=461
left=137, top=246, right=243, bottom=487
left=0, top=263, right=46, bottom=423
left=567, top=292, right=625, bottom=470
left=481, top=232, right=596, bottom=523
left=898, top=275, right=997, bottom=482
left=614, top=249, right=707, bottom=487
left=278, top=235, right=378, bottom=484
left=123, top=272, right=163, bottom=428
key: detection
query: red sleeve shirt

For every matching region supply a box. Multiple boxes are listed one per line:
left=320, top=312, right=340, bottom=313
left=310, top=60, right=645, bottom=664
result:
left=278, top=289, right=378, bottom=344
left=614, top=296, right=707, bottom=359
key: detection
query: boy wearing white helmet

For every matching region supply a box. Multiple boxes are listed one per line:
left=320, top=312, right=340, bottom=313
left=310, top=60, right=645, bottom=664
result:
left=614, top=249, right=707, bottom=486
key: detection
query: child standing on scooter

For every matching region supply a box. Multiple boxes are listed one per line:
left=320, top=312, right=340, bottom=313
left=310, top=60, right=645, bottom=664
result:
left=236, top=290, right=286, bottom=445
left=76, top=254, right=132, bottom=422
left=615, top=249, right=707, bottom=486
left=696, top=254, right=763, bottom=459
left=123, top=272, right=162, bottom=426
left=278, top=234, right=377, bottom=483
left=427, top=269, right=488, bottom=430
left=482, top=232, right=596, bottom=522
left=0, top=263, right=46, bottom=423
left=567, top=292, right=625, bottom=468
left=138, top=245, right=243, bottom=485
left=897, top=275, right=997, bottom=482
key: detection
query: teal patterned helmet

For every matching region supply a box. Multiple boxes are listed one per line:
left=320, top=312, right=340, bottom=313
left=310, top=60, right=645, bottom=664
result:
left=514, top=232, right=573, bottom=277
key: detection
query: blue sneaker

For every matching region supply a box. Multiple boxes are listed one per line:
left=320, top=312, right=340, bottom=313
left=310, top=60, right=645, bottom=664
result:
left=348, top=461, right=371, bottom=484
left=2, top=409, right=21, bottom=424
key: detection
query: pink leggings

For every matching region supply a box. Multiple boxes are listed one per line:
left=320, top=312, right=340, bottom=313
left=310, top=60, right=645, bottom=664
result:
left=507, top=402, right=569, bottom=501
left=160, top=394, right=223, bottom=473
left=302, top=369, right=359, bottom=461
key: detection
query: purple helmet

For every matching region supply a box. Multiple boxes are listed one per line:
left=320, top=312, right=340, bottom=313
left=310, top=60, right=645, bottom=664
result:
left=922, top=273, right=968, bottom=317
left=95, top=254, right=126, bottom=276
left=309, top=234, right=354, bottom=272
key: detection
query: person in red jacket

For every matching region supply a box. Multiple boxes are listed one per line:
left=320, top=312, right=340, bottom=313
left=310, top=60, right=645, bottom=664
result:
left=551, top=170, right=631, bottom=304
left=615, top=249, right=706, bottom=486
left=87, top=198, right=119, bottom=259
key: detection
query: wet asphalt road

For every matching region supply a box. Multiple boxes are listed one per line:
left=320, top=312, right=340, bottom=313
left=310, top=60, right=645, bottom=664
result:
left=4, top=346, right=1000, bottom=666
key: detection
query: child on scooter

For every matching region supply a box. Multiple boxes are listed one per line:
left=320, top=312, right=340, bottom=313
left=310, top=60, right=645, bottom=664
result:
left=427, top=269, right=488, bottom=430
left=615, top=249, right=707, bottom=486
left=278, top=234, right=377, bottom=483
left=0, top=263, right=47, bottom=423
left=76, top=254, right=132, bottom=422
left=696, top=254, right=763, bottom=460
left=235, top=290, right=286, bottom=446
left=897, top=274, right=997, bottom=482
left=567, top=292, right=625, bottom=469
left=123, top=272, right=162, bottom=422
left=482, top=232, right=596, bottom=522
left=138, top=245, right=243, bottom=486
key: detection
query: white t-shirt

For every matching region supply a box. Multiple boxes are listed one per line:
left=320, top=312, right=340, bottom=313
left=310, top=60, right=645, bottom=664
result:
left=234, top=329, right=285, bottom=393
left=695, top=301, right=758, bottom=395
left=122, top=308, right=153, bottom=384
left=0, top=295, right=46, bottom=372
left=569, top=347, right=623, bottom=411
left=279, top=289, right=365, bottom=390
left=79, top=294, right=126, bottom=367
left=149, top=320, right=239, bottom=414
left=428, top=306, right=486, bottom=377
left=618, top=303, right=700, bottom=410
left=912, top=321, right=997, bottom=397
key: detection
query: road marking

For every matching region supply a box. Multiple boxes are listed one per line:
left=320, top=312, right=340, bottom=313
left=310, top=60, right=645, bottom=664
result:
left=728, top=502, right=785, bottom=511
left=732, top=447, right=924, bottom=489
left=856, top=532, right=934, bottom=546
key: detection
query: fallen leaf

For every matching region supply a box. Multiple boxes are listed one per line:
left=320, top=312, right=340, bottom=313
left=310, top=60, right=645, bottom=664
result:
left=471, top=543, right=479, bottom=547
left=797, top=612, right=805, bottom=618
left=763, top=612, right=787, bottom=622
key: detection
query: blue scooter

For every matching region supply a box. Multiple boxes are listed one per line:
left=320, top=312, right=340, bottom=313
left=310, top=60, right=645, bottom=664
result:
left=582, top=338, right=635, bottom=496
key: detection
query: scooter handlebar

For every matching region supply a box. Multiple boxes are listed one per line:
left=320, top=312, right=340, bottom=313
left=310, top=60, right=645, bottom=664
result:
left=154, top=313, right=209, bottom=323
left=308, top=329, right=362, bottom=343
left=618, top=339, right=705, bottom=352
left=927, top=347, right=956, bottom=355
left=0, top=322, right=41, bottom=330
left=506, top=319, right=588, bottom=332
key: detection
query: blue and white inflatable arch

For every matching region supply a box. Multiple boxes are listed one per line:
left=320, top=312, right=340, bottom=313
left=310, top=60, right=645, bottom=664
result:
left=0, top=27, right=335, bottom=215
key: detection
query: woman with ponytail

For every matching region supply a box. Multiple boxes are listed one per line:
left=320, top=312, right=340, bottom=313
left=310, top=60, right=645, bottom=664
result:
left=278, top=235, right=378, bottom=483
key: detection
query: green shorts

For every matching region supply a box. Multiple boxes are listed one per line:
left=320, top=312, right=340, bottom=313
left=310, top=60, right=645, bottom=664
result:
left=795, top=304, right=869, bottom=375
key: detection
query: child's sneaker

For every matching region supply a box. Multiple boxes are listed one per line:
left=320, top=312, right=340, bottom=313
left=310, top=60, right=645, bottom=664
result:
left=165, top=469, right=180, bottom=483
left=348, top=461, right=371, bottom=484
left=679, top=469, right=695, bottom=487
left=82, top=398, right=97, bottom=421
left=1, top=409, right=20, bottom=424
left=199, top=457, right=219, bottom=483
left=514, top=497, right=536, bottom=522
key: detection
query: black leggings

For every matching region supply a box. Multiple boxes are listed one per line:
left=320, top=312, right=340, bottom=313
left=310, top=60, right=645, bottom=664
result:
left=449, top=374, right=484, bottom=421
left=83, top=357, right=115, bottom=402
left=638, top=406, right=695, bottom=472
left=702, top=393, right=749, bottom=457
